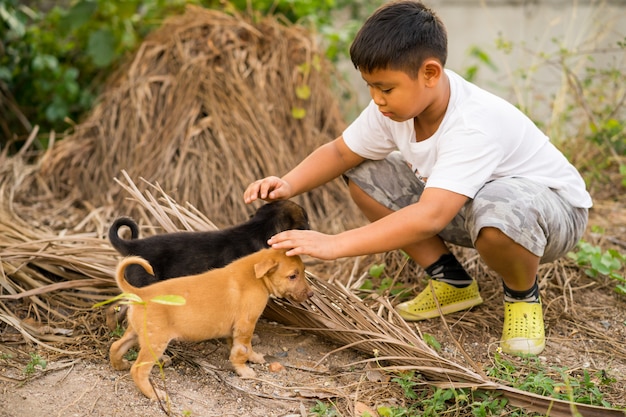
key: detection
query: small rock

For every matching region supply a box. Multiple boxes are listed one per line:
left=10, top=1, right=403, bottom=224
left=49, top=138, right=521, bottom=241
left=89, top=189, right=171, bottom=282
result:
left=268, top=362, right=284, bottom=373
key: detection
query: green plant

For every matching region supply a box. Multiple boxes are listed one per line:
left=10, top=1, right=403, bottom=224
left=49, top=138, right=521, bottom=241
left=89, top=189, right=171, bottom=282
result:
left=1, top=0, right=192, bottom=145
left=486, top=351, right=616, bottom=409
left=359, top=259, right=412, bottom=298
left=314, top=353, right=620, bottom=416
left=421, top=387, right=458, bottom=416
left=110, top=323, right=125, bottom=338
left=462, top=46, right=498, bottom=83
left=379, top=380, right=510, bottom=417
left=291, top=55, right=321, bottom=120
left=568, top=240, right=626, bottom=295
left=391, top=371, right=420, bottom=400
left=24, top=352, right=47, bottom=376
left=421, top=332, right=441, bottom=352
left=124, top=348, right=139, bottom=362
left=554, top=369, right=612, bottom=408
left=310, top=399, right=339, bottom=416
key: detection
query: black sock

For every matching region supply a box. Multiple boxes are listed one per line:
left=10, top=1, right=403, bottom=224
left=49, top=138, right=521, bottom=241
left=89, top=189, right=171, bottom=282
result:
left=502, top=277, right=540, bottom=303
left=425, top=253, right=473, bottom=288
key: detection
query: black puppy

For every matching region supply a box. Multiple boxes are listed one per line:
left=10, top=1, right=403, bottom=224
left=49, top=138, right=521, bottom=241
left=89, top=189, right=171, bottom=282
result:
left=108, top=200, right=310, bottom=287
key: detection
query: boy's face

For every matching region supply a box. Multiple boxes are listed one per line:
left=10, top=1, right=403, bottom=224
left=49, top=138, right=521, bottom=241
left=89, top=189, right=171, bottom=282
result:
left=361, top=67, right=432, bottom=123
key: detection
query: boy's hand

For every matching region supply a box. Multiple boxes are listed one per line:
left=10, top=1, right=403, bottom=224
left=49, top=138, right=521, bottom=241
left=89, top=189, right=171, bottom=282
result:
left=244, top=176, right=292, bottom=203
left=268, top=230, right=339, bottom=260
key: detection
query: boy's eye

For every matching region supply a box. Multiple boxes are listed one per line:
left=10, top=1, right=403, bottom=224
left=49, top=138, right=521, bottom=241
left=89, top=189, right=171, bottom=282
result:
left=381, top=88, right=392, bottom=94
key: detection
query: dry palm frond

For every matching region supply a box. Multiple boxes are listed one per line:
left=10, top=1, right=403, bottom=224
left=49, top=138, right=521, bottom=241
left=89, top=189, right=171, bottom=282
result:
left=101, top=174, right=626, bottom=417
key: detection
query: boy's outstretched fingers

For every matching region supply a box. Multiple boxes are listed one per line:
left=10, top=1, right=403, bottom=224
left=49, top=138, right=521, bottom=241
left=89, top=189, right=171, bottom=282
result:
left=244, top=176, right=290, bottom=203
left=269, top=230, right=338, bottom=260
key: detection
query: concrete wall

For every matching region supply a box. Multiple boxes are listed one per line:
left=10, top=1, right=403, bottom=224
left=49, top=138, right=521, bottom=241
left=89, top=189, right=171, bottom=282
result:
left=435, top=0, right=625, bottom=74
left=345, top=0, right=626, bottom=122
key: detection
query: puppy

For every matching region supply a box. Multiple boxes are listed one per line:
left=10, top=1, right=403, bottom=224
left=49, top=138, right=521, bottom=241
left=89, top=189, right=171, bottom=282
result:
left=108, top=200, right=310, bottom=287
left=109, top=248, right=313, bottom=401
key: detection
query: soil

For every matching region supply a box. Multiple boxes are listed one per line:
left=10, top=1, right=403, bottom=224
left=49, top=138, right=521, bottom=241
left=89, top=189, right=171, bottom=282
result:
left=0, top=319, right=369, bottom=417
left=1, top=199, right=625, bottom=417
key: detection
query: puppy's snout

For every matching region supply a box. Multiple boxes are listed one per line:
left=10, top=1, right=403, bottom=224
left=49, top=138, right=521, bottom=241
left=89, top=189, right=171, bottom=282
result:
left=294, top=283, right=314, bottom=303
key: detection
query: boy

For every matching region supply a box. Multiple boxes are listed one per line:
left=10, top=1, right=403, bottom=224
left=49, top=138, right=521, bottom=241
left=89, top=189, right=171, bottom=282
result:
left=243, top=0, right=591, bottom=355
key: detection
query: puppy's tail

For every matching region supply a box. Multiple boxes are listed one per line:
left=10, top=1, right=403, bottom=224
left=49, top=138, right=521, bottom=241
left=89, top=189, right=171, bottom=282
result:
left=116, top=256, right=154, bottom=294
left=108, top=217, right=139, bottom=255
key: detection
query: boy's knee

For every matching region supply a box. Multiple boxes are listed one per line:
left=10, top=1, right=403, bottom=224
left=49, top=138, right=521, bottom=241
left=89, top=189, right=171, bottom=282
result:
left=475, top=227, right=507, bottom=246
left=476, top=226, right=502, bottom=240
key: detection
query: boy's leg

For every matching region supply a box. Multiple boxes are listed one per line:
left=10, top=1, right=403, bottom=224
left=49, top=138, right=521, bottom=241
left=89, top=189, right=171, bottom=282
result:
left=344, top=153, right=483, bottom=319
left=468, top=177, right=588, bottom=355
left=345, top=154, right=589, bottom=355
left=348, top=181, right=450, bottom=267
left=345, top=152, right=476, bottom=263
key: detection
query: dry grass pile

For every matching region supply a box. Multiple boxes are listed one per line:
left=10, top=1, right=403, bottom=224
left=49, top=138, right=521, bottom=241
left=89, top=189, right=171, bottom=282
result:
left=36, top=5, right=356, bottom=231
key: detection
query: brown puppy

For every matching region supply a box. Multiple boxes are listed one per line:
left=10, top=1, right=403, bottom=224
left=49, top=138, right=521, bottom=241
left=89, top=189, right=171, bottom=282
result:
left=109, top=248, right=312, bottom=401
left=109, top=200, right=310, bottom=287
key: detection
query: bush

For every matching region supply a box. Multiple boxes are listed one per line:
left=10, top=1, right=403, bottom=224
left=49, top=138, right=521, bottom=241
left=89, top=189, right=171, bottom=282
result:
left=0, top=0, right=376, bottom=151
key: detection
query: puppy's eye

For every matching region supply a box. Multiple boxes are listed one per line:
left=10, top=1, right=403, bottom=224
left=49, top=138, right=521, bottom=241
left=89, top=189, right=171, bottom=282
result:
left=288, top=273, right=298, bottom=281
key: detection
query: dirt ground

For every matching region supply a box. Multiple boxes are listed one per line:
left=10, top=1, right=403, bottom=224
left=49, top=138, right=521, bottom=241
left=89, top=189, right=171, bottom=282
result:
left=0, top=319, right=370, bottom=417
left=1, top=199, right=625, bottom=417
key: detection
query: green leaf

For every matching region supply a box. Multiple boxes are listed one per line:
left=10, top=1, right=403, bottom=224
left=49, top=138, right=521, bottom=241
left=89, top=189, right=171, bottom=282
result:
left=32, top=55, right=59, bottom=72
left=0, top=4, right=26, bottom=37
left=92, top=292, right=143, bottom=308
left=368, top=263, right=385, bottom=279
left=297, top=62, right=310, bottom=76
left=291, top=107, right=306, bottom=119
left=295, top=84, right=311, bottom=100
left=423, top=332, right=441, bottom=351
left=377, top=406, right=393, bottom=416
left=150, top=295, right=186, bottom=306
left=87, top=29, right=116, bottom=67
left=380, top=277, right=393, bottom=290
left=119, top=293, right=144, bottom=305
left=0, top=67, right=11, bottom=82
left=61, top=0, right=98, bottom=32
left=469, top=46, right=498, bottom=70
left=359, top=279, right=373, bottom=291
left=45, top=99, right=68, bottom=123
left=311, top=54, right=321, bottom=72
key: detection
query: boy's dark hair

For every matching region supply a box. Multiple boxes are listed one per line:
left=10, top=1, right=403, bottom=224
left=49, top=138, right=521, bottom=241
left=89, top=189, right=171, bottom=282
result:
left=350, top=0, right=447, bottom=77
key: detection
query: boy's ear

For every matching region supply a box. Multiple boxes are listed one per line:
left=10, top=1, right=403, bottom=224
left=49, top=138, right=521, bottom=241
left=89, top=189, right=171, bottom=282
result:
left=422, top=59, right=443, bottom=86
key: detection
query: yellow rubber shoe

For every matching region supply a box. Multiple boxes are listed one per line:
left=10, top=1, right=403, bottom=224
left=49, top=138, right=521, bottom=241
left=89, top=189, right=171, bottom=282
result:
left=500, top=300, right=545, bottom=355
left=395, top=280, right=483, bottom=321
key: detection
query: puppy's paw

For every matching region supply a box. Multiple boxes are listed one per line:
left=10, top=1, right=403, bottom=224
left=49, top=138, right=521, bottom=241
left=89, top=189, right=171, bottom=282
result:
left=110, top=358, right=131, bottom=371
left=234, top=365, right=256, bottom=379
left=248, top=351, right=265, bottom=364
left=159, top=354, right=173, bottom=368
left=105, top=304, right=128, bottom=331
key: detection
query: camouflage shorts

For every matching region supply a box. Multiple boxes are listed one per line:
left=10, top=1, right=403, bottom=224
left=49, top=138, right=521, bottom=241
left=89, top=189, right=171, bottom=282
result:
left=344, top=151, right=588, bottom=263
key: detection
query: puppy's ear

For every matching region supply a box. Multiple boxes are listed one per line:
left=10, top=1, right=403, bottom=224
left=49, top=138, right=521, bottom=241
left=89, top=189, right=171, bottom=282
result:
left=254, top=259, right=278, bottom=279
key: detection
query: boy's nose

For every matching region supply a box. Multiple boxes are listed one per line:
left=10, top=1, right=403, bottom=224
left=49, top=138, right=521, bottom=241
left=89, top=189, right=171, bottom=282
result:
left=369, top=87, right=385, bottom=106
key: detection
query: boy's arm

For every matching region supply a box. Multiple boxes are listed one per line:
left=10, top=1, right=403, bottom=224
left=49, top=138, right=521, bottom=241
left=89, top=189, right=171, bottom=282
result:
left=244, top=136, right=364, bottom=203
left=268, top=187, right=468, bottom=260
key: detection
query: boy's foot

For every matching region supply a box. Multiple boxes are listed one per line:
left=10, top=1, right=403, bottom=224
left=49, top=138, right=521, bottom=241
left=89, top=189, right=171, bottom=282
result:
left=395, top=280, right=483, bottom=321
left=500, top=300, right=545, bottom=355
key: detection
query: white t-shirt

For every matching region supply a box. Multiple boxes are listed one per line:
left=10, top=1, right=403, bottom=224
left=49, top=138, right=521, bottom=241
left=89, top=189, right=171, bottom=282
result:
left=343, top=69, right=592, bottom=208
